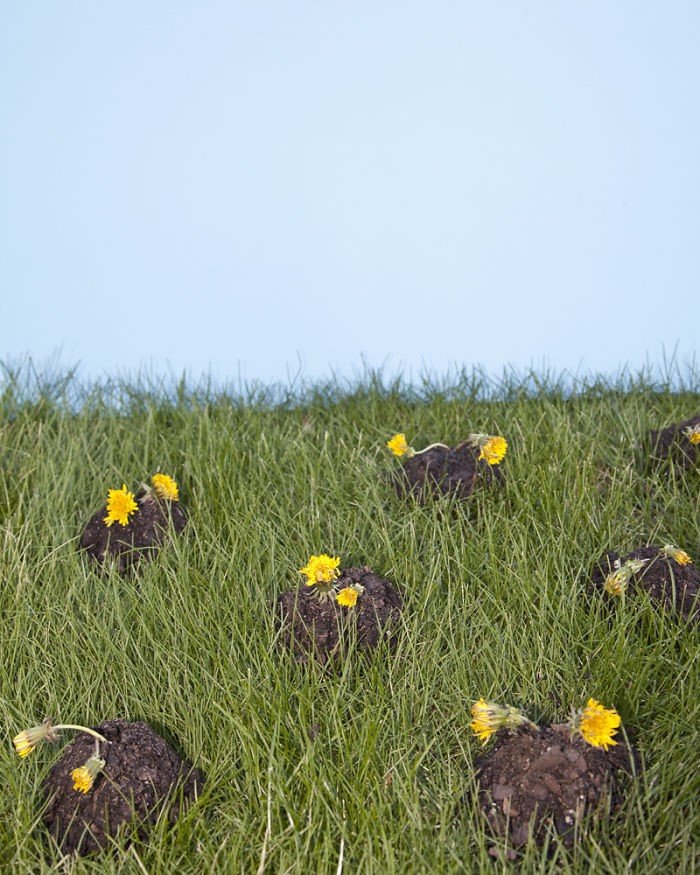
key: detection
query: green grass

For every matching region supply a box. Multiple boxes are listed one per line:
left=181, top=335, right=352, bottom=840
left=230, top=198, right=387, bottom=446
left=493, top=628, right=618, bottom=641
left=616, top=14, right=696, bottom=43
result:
left=1, top=366, right=698, bottom=873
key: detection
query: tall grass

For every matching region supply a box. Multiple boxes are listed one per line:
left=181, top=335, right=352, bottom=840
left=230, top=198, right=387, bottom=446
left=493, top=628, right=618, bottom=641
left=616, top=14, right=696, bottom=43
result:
left=0, top=364, right=698, bottom=873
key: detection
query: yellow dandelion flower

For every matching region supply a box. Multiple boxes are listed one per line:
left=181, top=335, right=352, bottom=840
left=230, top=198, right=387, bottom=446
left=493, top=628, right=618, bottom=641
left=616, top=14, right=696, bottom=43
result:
left=683, top=424, right=700, bottom=446
left=469, top=699, right=533, bottom=745
left=336, top=587, right=358, bottom=608
left=71, top=754, right=105, bottom=794
left=336, top=583, right=364, bottom=608
left=603, top=558, right=647, bottom=597
left=13, top=719, right=58, bottom=758
left=575, top=699, right=621, bottom=750
left=662, top=544, right=693, bottom=566
left=299, top=554, right=341, bottom=586
left=386, top=433, right=414, bottom=458
left=103, top=484, right=138, bottom=527
left=604, top=569, right=627, bottom=597
left=478, top=435, right=508, bottom=466
left=470, top=699, right=501, bottom=744
left=151, top=473, right=179, bottom=501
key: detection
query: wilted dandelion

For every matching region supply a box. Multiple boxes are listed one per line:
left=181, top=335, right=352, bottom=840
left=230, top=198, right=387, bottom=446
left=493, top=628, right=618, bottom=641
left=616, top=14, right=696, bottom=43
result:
left=603, top=558, right=647, bottom=597
left=683, top=424, right=700, bottom=446
left=13, top=720, right=107, bottom=760
left=151, top=473, right=179, bottom=501
left=71, top=754, right=106, bottom=794
left=662, top=544, right=693, bottom=566
left=13, top=719, right=59, bottom=758
left=469, top=699, right=535, bottom=745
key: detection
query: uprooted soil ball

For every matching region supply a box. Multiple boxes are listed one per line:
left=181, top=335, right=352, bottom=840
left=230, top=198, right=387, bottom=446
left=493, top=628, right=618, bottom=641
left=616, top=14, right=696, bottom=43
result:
left=43, top=719, right=203, bottom=856
left=80, top=489, right=187, bottom=573
left=393, top=442, right=504, bottom=502
left=645, top=414, right=700, bottom=474
left=473, top=724, right=635, bottom=850
left=276, top=566, right=403, bottom=663
left=591, top=546, right=699, bottom=622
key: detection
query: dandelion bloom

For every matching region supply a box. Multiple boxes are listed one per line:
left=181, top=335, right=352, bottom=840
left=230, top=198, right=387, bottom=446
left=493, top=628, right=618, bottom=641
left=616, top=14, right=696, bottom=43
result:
left=577, top=699, right=621, bottom=750
left=604, top=570, right=627, bottom=597
left=299, top=554, right=341, bottom=586
left=103, top=485, right=138, bottom=527
left=683, top=424, right=700, bottom=446
left=603, top=558, right=647, bottom=597
left=478, top=435, right=508, bottom=466
left=151, top=473, right=179, bottom=501
left=336, top=587, right=359, bottom=608
left=469, top=699, right=531, bottom=745
left=386, top=433, right=412, bottom=457
left=470, top=699, right=502, bottom=744
left=71, top=755, right=105, bottom=794
left=662, top=544, right=693, bottom=566
left=13, top=719, right=57, bottom=757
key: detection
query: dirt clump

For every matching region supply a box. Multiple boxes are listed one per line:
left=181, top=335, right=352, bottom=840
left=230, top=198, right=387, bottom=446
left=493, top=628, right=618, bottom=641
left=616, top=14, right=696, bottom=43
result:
left=393, top=441, right=504, bottom=502
left=42, top=719, right=203, bottom=856
left=645, top=414, right=700, bottom=473
left=80, top=488, right=187, bottom=573
left=591, top=545, right=699, bottom=622
left=276, top=566, right=403, bottom=663
left=474, top=724, right=634, bottom=849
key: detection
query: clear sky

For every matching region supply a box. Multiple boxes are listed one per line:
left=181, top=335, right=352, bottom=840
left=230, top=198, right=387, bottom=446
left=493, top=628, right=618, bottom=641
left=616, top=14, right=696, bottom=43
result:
left=1, top=2, right=698, bottom=387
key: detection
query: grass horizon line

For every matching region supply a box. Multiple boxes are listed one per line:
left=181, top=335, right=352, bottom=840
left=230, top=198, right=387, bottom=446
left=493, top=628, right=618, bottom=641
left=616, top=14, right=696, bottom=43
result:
left=2, top=352, right=699, bottom=412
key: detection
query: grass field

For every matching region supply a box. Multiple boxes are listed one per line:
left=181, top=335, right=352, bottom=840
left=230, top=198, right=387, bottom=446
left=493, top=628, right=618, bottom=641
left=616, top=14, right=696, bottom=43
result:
left=1, top=366, right=698, bottom=873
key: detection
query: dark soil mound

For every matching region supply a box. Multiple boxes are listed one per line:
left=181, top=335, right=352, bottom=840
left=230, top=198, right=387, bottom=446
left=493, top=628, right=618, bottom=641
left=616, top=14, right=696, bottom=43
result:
left=276, top=566, right=403, bottom=663
left=474, top=724, right=634, bottom=849
left=43, top=719, right=203, bottom=856
left=591, top=546, right=699, bottom=622
left=80, top=490, right=187, bottom=573
left=394, top=442, right=504, bottom=502
left=645, top=414, right=700, bottom=473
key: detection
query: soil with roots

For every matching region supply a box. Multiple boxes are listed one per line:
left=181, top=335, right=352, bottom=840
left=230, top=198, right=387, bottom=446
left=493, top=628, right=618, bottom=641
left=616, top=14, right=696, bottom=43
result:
left=591, top=545, right=699, bottom=622
left=473, top=724, right=634, bottom=852
left=645, top=414, right=700, bottom=474
left=42, top=719, right=203, bottom=855
left=80, top=489, right=187, bottom=573
left=276, top=566, right=403, bottom=663
left=393, top=442, right=504, bottom=502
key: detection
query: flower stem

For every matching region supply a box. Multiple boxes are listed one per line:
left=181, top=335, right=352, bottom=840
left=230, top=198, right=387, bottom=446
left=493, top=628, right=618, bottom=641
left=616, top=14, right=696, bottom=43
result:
left=55, top=725, right=108, bottom=744
left=413, top=442, right=450, bottom=455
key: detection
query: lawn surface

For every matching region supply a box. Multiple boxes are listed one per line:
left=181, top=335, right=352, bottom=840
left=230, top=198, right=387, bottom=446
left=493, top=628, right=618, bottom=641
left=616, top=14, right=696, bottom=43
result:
left=1, top=368, right=698, bottom=873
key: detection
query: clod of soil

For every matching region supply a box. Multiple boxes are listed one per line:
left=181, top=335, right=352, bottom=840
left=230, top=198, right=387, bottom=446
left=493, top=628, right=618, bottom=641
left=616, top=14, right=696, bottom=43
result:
left=393, top=442, right=504, bottom=502
left=43, top=719, right=203, bottom=856
left=591, top=546, right=699, bottom=622
left=474, top=724, right=634, bottom=849
left=276, top=566, right=403, bottom=663
left=645, top=414, right=700, bottom=473
left=80, top=489, right=187, bottom=573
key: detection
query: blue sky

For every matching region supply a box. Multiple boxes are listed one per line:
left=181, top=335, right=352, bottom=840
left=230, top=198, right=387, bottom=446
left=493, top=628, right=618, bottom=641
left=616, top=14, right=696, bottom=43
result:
left=1, top=2, right=698, bottom=386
